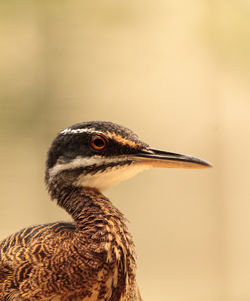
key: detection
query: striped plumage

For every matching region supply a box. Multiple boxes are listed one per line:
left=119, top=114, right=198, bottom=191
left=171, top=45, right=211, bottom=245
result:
left=0, top=189, right=138, bottom=300
left=0, top=121, right=211, bottom=300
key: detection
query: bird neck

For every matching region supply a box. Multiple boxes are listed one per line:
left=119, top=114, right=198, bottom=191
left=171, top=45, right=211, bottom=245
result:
left=48, top=179, right=125, bottom=227
left=57, top=185, right=127, bottom=227
left=47, top=178, right=139, bottom=298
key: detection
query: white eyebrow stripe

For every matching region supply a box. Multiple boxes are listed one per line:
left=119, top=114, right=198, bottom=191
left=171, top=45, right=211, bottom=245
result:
left=60, top=128, right=140, bottom=148
left=60, top=128, right=101, bottom=135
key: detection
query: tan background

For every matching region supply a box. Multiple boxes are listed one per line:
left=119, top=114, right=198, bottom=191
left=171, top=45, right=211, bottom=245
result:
left=0, top=1, right=250, bottom=300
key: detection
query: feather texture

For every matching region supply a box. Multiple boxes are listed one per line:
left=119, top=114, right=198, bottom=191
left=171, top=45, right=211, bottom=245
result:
left=0, top=188, right=142, bottom=300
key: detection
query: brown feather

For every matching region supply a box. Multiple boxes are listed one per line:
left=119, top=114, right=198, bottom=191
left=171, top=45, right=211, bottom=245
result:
left=0, top=188, right=142, bottom=301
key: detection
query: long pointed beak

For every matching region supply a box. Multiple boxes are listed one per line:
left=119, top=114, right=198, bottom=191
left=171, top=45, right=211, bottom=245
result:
left=133, top=148, right=212, bottom=169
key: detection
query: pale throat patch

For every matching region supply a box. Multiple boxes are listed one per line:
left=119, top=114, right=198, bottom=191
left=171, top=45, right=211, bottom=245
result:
left=76, top=162, right=149, bottom=191
left=49, top=155, right=150, bottom=190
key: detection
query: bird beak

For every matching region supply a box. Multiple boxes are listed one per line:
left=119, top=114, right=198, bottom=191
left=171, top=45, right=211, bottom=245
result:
left=134, top=148, right=212, bottom=169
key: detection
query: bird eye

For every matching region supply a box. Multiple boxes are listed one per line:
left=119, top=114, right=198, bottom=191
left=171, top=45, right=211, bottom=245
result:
left=90, top=135, right=107, bottom=151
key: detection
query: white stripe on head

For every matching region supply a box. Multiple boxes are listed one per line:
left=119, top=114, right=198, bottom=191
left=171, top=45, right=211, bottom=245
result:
left=49, top=155, right=128, bottom=181
left=60, top=128, right=101, bottom=135
left=60, top=127, right=141, bottom=148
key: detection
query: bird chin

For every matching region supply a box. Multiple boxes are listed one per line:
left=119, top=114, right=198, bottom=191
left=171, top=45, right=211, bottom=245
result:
left=75, top=162, right=150, bottom=191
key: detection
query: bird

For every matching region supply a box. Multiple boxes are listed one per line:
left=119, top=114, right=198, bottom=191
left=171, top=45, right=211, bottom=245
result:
left=0, top=121, right=211, bottom=301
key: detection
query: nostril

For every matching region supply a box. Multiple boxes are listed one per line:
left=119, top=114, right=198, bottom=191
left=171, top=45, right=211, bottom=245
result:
left=140, top=148, right=154, bottom=155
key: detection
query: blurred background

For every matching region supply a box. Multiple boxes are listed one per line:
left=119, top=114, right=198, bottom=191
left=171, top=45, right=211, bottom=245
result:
left=0, top=1, right=250, bottom=300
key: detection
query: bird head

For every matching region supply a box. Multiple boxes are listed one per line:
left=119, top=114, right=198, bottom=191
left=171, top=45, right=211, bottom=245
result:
left=45, top=121, right=211, bottom=194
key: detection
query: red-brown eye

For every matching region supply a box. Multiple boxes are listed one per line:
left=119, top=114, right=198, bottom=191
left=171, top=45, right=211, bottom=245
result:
left=90, top=135, right=107, bottom=151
